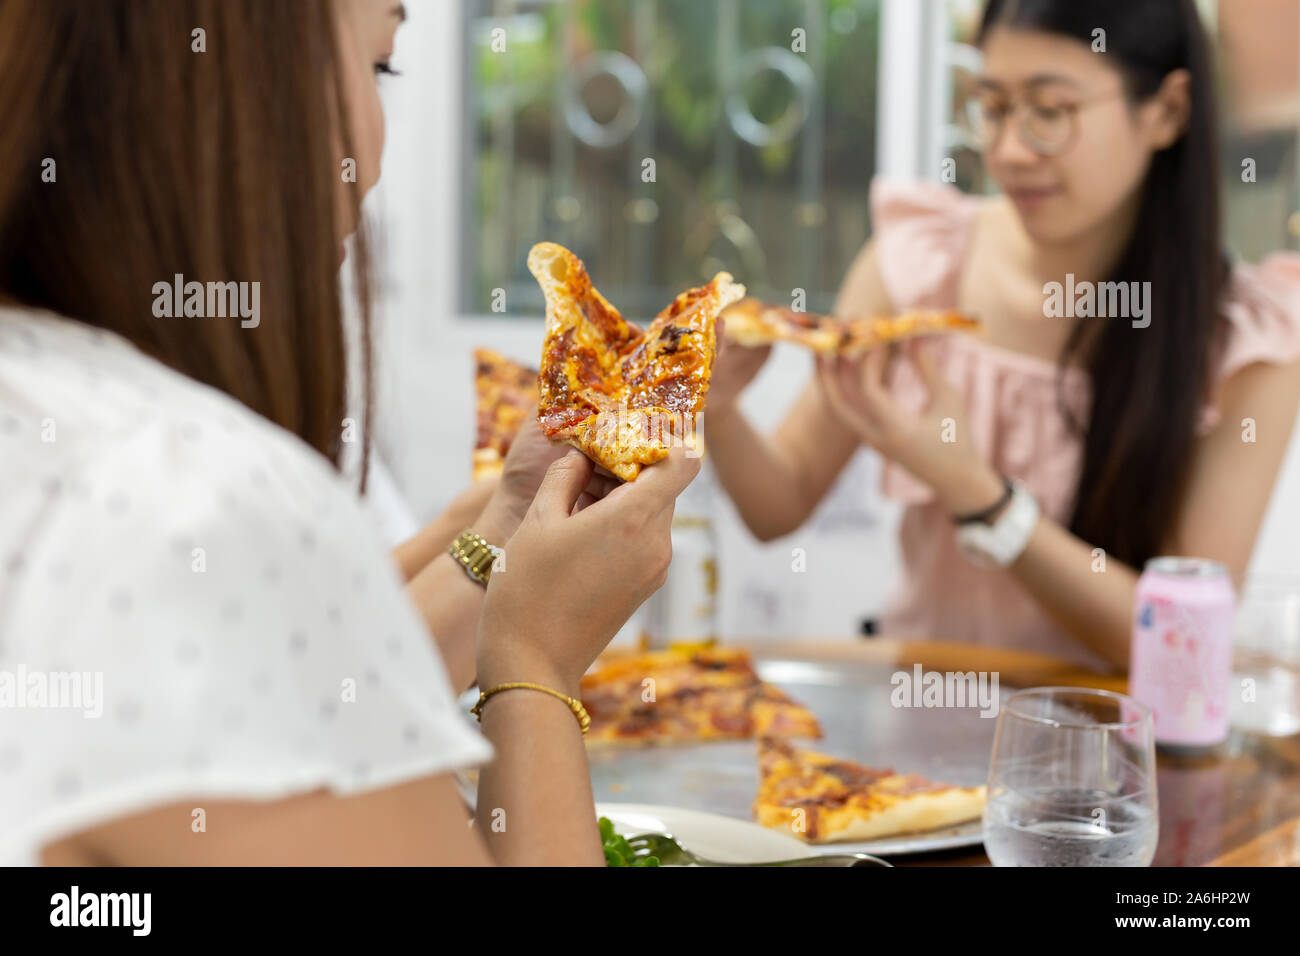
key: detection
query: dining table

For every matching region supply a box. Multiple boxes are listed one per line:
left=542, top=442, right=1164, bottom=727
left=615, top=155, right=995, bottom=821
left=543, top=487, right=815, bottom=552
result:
left=733, top=637, right=1300, bottom=867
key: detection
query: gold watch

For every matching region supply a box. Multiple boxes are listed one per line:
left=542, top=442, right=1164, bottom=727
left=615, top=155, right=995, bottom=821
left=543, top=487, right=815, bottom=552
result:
left=448, top=528, right=502, bottom=587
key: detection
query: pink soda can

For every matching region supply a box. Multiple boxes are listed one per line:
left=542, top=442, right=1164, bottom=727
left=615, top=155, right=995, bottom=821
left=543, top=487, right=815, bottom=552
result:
left=1130, top=557, right=1236, bottom=749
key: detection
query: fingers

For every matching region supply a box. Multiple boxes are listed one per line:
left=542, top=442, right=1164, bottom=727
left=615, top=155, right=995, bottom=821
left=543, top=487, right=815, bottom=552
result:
left=532, top=450, right=595, bottom=519
left=860, top=346, right=892, bottom=407
left=629, top=446, right=701, bottom=500
left=582, top=470, right=620, bottom=502
left=909, top=339, right=950, bottom=402
left=818, top=356, right=876, bottom=440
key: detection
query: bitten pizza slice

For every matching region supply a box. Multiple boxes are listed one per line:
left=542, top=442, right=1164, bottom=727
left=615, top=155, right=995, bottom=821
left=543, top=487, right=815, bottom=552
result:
left=529, top=242, right=744, bottom=481
left=472, top=348, right=539, bottom=482
left=754, top=738, right=987, bottom=844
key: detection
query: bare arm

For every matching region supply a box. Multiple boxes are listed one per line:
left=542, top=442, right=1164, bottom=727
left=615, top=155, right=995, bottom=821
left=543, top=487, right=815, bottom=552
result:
left=1007, top=359, right=1300, bottom=668
left=404, top=492, right=525, bottom=693
left=57, top=688, right=599, bottom=866
left=398, top=422, right=595, bottom=693
left=706, top=241, right=894, bottom=539
left=50, top=452, right=700, bottom=867
left=391, top=478, right=498, bottom=582
left=706, top=388, right=860, bottom=540
left=938, top=360, right=1300, bottom=669
left=819, top=308, right=1300, bottom=671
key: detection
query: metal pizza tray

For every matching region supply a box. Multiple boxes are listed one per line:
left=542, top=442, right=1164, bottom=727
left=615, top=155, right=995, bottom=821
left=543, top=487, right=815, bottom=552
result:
left=585, top=655, right=996, bottom=857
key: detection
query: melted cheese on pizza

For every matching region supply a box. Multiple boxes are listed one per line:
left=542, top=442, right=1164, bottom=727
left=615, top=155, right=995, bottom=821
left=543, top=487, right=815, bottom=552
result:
left=580, top=647, right=822, bottom=747
left=529, top=242, right=744, bottom=480
left=754, top=738, right=987, bottom=843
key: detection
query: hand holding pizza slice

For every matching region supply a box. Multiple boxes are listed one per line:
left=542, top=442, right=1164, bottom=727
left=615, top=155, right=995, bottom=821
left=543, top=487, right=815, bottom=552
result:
left=529, top=242, right=745, bottom=481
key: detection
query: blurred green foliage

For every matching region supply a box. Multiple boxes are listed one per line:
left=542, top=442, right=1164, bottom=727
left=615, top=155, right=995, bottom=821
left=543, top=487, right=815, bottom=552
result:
left=465, top=0, right=882, bottom=317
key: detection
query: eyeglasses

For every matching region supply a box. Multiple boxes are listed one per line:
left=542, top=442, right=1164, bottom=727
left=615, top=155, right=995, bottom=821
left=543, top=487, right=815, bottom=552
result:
left=960, top=86, right=1126, bottom=157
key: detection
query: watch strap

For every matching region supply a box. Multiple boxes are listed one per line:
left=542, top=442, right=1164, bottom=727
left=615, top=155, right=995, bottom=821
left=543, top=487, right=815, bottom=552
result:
left=448, top=528, right=502, bottom=587
left=951, top=476, right=1014, bottom=525
left=955, top=481, right=1041, bottom=568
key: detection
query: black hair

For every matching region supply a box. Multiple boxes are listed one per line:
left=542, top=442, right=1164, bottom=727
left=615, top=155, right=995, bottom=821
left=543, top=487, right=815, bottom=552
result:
left=979, top=0, right=1226, bottom=567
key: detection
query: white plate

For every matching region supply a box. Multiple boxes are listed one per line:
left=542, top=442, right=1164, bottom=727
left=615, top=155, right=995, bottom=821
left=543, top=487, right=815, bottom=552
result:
left=597, top=802, right=812, bottom=864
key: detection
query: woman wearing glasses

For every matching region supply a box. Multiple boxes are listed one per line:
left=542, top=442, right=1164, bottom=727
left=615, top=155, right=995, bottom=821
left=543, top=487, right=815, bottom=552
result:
left=707, top=0, right=1300, bottom=672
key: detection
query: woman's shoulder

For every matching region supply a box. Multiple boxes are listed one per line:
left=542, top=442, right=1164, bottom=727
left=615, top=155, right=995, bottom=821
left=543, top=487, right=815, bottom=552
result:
left=1217, top=252, right=1300, bottom=376
left=0, top=303, right=333, bottom=480
left=0, top=305, right=491, bottom=864
left=860, top=176, right=988, bottom=312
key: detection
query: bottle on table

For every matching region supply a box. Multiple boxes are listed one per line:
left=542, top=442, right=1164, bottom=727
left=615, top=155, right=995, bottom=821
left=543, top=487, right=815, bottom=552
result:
left=1128, top=557, right=1236, bottom=751
left=640, top=464, right=719, bottom=651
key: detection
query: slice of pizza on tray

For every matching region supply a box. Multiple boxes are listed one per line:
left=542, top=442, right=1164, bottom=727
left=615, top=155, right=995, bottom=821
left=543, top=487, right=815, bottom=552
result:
left=753, top=737, right=987, bottom=844
left=579, top=646, right=822, bottom=748
left=472, top=348, right=539, bottom=482
left=720, top=297, right=980, bottom=355
left=528, top=242, right=745, bottom=481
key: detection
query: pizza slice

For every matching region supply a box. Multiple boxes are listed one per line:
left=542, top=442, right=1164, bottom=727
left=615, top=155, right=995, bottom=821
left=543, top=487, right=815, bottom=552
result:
left=580, top=647, right=822, bottom=748
left=754, top=738, right=987, bottom=844
left=529, top=242, right=745, bottom=481
left=721, top=298, right=980, bottom=355
left=472, top=348, right=539, bottom=482
left=749, top=683, right=825, bottom=739
left=720, top=298, right=846, bottom=353
left=839, top=310, right=982, bottom=354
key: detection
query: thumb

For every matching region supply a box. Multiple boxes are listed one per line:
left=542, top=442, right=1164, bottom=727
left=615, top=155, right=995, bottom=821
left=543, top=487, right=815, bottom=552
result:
left=533, top=450, right=594, bottom=519
left=625, top=446, right=701, bottom=500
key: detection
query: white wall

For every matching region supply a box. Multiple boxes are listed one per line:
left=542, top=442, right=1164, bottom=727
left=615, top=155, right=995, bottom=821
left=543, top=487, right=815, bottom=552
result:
left=364, top=0, right=1299, bottom=646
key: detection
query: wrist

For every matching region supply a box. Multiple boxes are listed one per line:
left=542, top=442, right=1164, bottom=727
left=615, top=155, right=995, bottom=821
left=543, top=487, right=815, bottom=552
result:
left=934, top=461, right=1005, bottom=517
left=475, top=488, right=529, bottom=542
left=477, top=651, right=581, bottom=700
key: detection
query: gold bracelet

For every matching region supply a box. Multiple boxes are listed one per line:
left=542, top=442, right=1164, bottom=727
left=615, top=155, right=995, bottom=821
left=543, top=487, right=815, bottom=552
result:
left=448, top=528, right=502, bottom=587
left=471, top=682, right=591, bottom=736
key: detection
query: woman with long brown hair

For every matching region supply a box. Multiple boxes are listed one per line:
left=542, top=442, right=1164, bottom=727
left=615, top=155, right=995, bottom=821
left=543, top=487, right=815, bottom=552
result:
left=0, top=0, right=695, bottom=865
left=707, top=0, right=1300, bottom=672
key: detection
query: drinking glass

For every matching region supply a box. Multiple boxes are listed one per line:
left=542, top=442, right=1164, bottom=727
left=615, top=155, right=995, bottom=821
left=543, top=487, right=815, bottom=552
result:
left=984, top=687, right=1158, bottom=867
left=1231, top=575, right=1300, bottom=737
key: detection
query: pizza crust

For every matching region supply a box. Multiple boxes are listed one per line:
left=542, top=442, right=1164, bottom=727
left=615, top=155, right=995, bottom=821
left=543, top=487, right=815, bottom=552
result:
left=754, top=739, right=987, bottom=843
left=756, top=785, right=987, bottom=844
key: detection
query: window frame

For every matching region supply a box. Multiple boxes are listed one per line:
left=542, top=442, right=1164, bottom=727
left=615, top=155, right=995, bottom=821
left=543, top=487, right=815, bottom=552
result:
left=438, top=0, right=948, bottom=325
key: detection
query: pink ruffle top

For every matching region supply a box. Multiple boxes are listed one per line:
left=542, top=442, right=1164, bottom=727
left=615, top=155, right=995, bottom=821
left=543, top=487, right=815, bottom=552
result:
left=870, top=178, right=1300, bottom=671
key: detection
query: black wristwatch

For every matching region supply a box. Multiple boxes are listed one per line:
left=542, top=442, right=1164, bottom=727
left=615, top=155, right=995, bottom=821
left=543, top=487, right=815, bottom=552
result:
left=950, top=476, right=1014, bottom=526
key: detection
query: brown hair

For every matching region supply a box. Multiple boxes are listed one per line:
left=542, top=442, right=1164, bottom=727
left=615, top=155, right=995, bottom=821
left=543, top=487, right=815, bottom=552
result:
left=0, top=0, right=373, bottom=482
